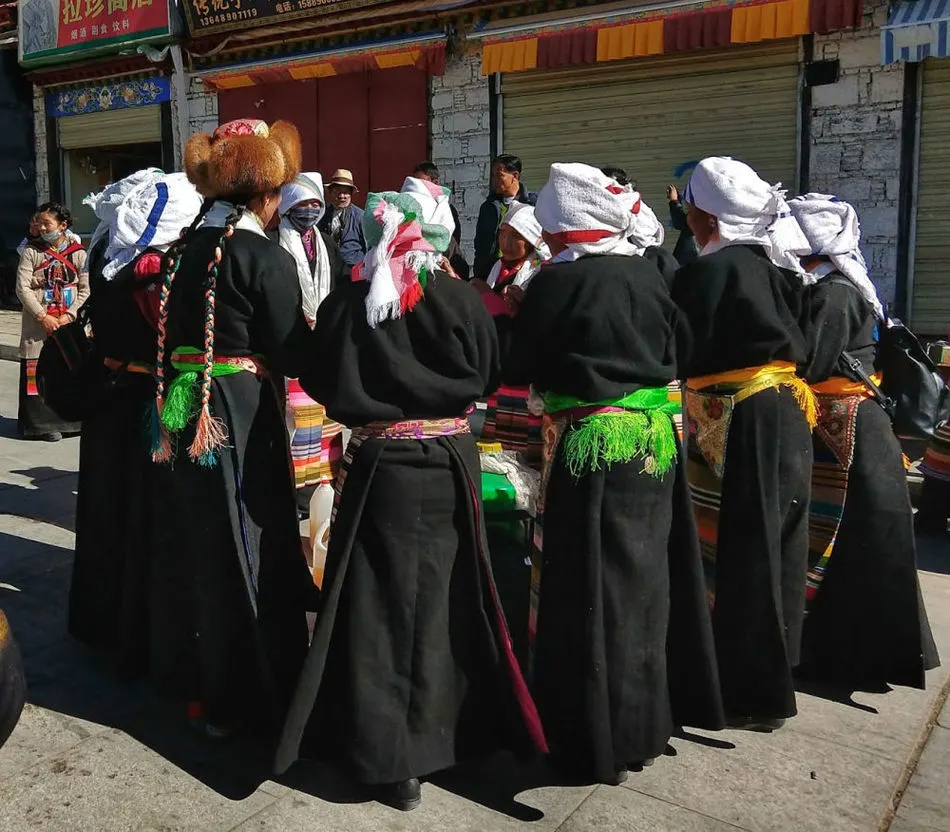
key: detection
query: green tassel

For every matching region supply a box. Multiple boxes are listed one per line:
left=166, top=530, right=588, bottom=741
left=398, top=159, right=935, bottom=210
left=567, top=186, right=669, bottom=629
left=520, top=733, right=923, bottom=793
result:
left=562, top=409, right=676, bottom=479
left=161, top=371, right=199, bottom=433
left=418, top=265, right=428, bottom=289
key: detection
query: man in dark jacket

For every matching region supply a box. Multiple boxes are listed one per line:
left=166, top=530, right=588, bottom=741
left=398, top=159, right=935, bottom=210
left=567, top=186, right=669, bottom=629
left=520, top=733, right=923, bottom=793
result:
left=318, top=168, right=367, bottom=269
left=412, top=161, right=469, bottom=280
left=473, top=154, right=536, bottom=281
left=668, top=184, right=700, bottom=266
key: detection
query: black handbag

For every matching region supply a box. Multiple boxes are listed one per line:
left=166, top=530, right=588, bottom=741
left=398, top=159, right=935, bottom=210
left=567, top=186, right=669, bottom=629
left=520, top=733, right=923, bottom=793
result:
left=841, top=317, right=949, bottom=440
left=35, top=302, right=103, bottom=422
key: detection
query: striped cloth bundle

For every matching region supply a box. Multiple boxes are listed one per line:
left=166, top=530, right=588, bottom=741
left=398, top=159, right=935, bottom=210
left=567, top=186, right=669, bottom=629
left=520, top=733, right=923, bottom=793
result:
left=481, top=384, right=544, bottom=469
left=287, top=379, right=342, bottom=489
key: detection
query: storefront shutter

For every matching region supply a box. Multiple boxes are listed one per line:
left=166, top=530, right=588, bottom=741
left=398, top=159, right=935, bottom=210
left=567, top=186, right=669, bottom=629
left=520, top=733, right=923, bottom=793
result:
left=501, top=41, right=801, bottom=242
left=57, top=104, right=162, bottom=149
left=912, top=58, right=950, bottom=337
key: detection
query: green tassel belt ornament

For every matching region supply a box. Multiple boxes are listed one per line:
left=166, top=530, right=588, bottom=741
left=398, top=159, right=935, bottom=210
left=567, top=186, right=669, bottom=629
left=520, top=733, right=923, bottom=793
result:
left=161, top=347, right=266, bottom=434
left=543, top=387, right=679, bottom=478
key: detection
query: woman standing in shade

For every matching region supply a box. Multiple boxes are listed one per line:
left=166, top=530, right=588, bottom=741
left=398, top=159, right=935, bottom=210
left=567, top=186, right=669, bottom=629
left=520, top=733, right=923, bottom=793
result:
left=673, top=156, right=814, bottom=731
left=148, top=119, right=314, bottom=736
left=15, top=203, right=88, bottom=442
left=789, top=192, right=939, bottom=690
left=275, top=172, right=346, bottom=516
left=276, top=176, right=546, bottom=812
left=70, top=171, right=205, bottom=672
left=506, top=163, right=723, bottom=786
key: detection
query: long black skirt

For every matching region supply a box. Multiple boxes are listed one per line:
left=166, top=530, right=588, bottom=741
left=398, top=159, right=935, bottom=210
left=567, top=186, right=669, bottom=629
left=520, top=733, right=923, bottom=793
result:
left=275, top=433, right=543, bottom=785
left=691, top=387, right=813, bottom=722
left=150, top=372, right=312, bottom=728
left=533, top=425, right=724, bottom=784
left=798, top=401, right=940, bottom=689
left=69, top=372, right=156, bottom=675
left=18, top=359, right=80, bottom=438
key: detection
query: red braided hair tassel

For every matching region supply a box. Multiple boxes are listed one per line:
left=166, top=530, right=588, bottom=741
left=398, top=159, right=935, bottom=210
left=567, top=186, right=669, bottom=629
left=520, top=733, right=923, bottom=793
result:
left=188, top=226, right=231, bottom=466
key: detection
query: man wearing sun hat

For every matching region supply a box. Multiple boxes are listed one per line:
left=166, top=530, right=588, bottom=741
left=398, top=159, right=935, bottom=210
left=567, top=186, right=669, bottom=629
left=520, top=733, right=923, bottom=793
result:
left=317, top=167, right=367, bottom=269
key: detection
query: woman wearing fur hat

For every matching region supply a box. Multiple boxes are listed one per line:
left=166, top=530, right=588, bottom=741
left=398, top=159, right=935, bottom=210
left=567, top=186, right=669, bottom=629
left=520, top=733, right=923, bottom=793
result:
left=69, top=171, right=204, bottom=675
left=275, top=176, right=546, bottom=812
left=673, top=156, right=815, bottom=732
left=504, top=163, right=723, bottom=786
left=148, top=119, right=315, bottom=736
left=788, top=193, right=938, bottom=690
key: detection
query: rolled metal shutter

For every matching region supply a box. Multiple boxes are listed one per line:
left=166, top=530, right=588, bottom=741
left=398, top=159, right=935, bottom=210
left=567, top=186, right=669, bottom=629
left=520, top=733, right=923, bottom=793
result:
left=57, top=104, right=162, bottom=149
left=501, top=41, right=801, bottom=239
left=912, top=59, right=950, bottom=337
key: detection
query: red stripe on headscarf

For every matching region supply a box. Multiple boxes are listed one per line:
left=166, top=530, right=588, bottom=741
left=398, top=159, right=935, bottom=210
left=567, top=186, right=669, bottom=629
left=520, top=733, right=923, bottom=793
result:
left=632, top=199, right=641, bottom=214
left=606, top=184, right=624, bottom=195
left=553, top=229, right=614, bottom=244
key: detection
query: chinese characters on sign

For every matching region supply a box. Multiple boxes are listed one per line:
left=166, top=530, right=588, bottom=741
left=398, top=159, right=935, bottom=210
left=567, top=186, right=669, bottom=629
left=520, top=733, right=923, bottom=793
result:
left=184, top=0, right=382, bottom=36
left=19, top=0, right=171, bottom=65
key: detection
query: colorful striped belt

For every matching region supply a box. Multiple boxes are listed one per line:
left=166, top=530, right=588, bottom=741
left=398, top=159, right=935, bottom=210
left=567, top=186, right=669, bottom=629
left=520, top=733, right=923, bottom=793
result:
left=352, top=415, right=471, bottom=441
left=170, top=348, right=268, bottom=378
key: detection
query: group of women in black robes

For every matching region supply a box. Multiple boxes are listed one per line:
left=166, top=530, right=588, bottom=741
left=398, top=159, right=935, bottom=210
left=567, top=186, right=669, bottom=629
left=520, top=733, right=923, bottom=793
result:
left=65, top=132, right=938, bottom=814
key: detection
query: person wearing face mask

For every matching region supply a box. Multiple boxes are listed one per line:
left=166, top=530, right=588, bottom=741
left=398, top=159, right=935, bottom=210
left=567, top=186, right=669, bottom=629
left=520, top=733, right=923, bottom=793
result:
left=147, top=119, right=315, bottom=738
left=16, top=202, right=88, bottom=442
left=275, top=172, right=346, bottom=516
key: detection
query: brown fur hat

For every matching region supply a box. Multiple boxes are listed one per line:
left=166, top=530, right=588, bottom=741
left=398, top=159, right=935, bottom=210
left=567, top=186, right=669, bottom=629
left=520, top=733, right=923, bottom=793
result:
left=184, top=119, right=302, bottom=202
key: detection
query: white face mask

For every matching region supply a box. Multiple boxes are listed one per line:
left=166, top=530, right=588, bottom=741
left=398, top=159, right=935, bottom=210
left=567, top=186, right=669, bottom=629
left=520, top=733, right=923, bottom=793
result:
left=40, top=229, right=62, bottom=244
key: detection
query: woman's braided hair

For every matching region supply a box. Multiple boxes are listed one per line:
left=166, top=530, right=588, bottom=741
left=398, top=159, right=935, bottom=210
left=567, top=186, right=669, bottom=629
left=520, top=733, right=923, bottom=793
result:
left=150, top=198, right=214, bottom=463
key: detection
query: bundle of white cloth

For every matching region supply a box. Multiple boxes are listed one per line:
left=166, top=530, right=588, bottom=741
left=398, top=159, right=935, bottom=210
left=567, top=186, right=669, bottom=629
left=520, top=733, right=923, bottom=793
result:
left=100, top=172, right=203, bottom=280
left=684, top=156, right=811, bottom=275
left=534, top=162, right=664, bottom=261
left=277, top=172, right=332, bottom=327
left=788, top=192, right=884, bottom=320
left=486, top=202, right=551, bottom=290
left=83, top=167, right=164, bottom=255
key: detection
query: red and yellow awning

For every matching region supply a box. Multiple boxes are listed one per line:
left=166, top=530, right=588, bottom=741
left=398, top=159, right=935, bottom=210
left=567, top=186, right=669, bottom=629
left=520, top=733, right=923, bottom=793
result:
left=479, top=0, right=861, bottom=74
left=202, top=37, right=446, bottom=91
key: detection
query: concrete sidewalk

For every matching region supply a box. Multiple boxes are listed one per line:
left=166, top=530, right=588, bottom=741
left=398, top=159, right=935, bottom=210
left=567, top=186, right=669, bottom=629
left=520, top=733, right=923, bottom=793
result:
left=0, top=358, right=949, bottom=831
left=0, top=309, right=19, bottom=363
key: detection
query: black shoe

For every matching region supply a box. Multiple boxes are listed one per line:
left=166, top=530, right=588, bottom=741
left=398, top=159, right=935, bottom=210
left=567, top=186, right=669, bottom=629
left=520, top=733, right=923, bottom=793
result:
left=631, top=757, right=656, bottom=770
left=726, top=716, right=786, bottom=733
left=41, top=432, right=62, bottom=443
left=376, top=778, right=421, bottom=812
left=605, top=767, right=628, bottom=786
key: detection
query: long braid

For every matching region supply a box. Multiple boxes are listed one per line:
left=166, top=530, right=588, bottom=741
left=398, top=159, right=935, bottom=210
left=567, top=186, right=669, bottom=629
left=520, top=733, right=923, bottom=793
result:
left=188, top=203, right=243, bottom=466
left=151, top=199, right=213, bottom=463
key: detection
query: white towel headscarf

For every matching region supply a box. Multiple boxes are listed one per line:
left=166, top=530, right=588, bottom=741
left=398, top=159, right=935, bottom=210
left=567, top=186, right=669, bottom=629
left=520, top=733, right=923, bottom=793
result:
left=535, top=162, right=664, bottom=261
left=487, top=202, right=551, bottom=290
left=101, top=172, right=203, bottom=281
left=684, top=156, right=811, bottom=276
left=278, top=172, right=332, bottom=327
left=788, top=192, right=884, bottom=320
left=84, top=168, right=164, bottom=255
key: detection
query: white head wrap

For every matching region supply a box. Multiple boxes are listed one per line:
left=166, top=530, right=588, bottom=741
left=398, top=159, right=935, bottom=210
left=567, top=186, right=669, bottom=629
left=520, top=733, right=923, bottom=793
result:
left=535, top=162, right=664, bottom=260
left=278, top=172, right=332, bottom=327
left=399, top=176, right=456, bottom=240
left=101, top=173, right=203, bottom=281
left=684, top=156, right=811, bottom=275
left=487, top=202, right=551, bottom=290
left=84, top=168, right=163, bottom=255
left=788, top=193, right=884, bottom=320
left=278, top=171, right=326, bottom=219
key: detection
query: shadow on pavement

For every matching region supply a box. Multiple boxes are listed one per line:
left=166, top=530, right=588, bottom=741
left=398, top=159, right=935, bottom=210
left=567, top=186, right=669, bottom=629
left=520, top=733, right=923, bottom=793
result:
left=2, top=466, right=78, bottom=531
left=916, top=532, right=950, bottom=575
left=0, top=529, right=275, bottom=801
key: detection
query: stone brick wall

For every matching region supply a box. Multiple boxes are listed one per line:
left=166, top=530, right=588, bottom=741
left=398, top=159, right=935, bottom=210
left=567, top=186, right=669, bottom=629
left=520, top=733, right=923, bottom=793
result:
left=33, top=87, right=50, bottom=203
left=430, top=54, right=491, bottom=261
left=170, top=76, right=219, bottom=168
left=811, top=0, right=903, bottom=305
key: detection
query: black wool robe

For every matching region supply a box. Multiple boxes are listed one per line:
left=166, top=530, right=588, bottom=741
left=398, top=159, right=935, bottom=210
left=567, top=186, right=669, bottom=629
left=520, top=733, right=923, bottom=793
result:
left=70, top=245, right=162, bottom=674
left=673, top=244, right=813, bottom=723
left=797, top=277, right=939, bottom=689
left=505, top=254, right=724, bottom=783
left=159, top=225, right=315, bottom=728
left=275, top=272, right=544, bottom=785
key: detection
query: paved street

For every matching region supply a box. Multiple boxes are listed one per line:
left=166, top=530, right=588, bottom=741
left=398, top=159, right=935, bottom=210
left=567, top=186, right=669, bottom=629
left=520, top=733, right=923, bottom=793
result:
left=0, top=354, right=949, bottom=831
